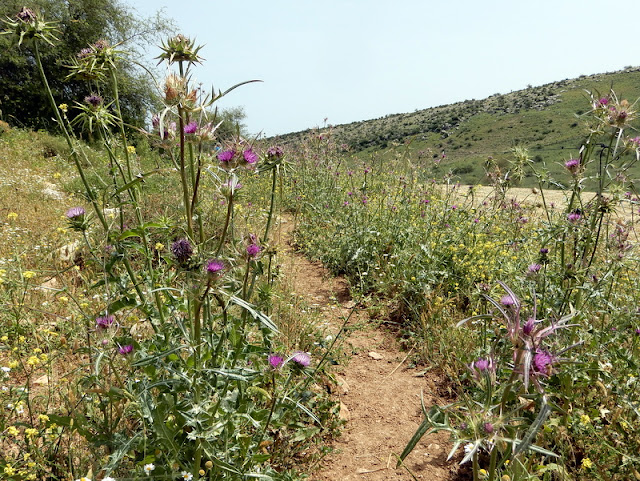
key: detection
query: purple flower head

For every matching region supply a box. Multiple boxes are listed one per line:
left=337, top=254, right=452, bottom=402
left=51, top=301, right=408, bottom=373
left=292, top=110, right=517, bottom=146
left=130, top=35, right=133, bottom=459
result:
left=77, top=47, right=93, bottom=59
left=247, top=243, right=262, bottom=258
left=65, top=206, right=85, bottom=219
left=528, top=263, right=542, bottom=274
left=96, top=314, right=115, bottom=330
left=474, top=358, right=490, bottom=371
left=243, top=149, right=258, bottom=164
left=291, top=351, right=311, bottom=367
left=522, top=318, right=536, bottom=336
left=217, top=150, right=236, bottom=163
left=118, top=344, right=134, bottom=355
left=268, top=353, right=284, bottom=370
left=470, top=357, right=495, bottom=381
left=205, top=259, right=224, bottom=276
left=540, top=248, right=549, bottom=255
left=500, top=295, right=516, bottom=307
left=483, top=422, right=494, bottom=434
left=598, top=97, right=609, bottom=107
left=171, top=238, right=193, bottom=264
left=266, top=146, right=284, bottom=159
left=84, top=94, right=103, bottom=108
left=568, top=212, right=582, bottom=223
left=93, top=39, right=109, bottom=51
left=16, top=7, right=37, bottom=23
left=532, top=349, right=555, bottom=377
left=184, top=121, right=198, bottom=134
left=564, top=158, right=580, bottom=174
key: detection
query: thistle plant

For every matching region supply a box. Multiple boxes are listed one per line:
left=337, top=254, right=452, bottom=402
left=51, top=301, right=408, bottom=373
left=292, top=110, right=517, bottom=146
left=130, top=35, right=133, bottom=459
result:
left=400, top=283, right=577, bottom=481
left=2, top=9, right=332, bottom=480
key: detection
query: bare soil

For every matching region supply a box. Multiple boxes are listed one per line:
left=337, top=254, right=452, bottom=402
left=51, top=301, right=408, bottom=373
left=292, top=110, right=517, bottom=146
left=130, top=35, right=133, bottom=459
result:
left=275, top=217, right=463, bottom=481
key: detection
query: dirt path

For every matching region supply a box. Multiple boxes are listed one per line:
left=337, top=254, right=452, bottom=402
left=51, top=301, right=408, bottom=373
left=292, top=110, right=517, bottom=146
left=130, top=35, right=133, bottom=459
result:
left=275, top=217, right=461, bottom=481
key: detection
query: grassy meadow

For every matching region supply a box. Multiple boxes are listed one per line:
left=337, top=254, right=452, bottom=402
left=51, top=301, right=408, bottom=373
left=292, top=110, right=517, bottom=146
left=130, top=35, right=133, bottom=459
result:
left=2, top=8, right=640, bottom=481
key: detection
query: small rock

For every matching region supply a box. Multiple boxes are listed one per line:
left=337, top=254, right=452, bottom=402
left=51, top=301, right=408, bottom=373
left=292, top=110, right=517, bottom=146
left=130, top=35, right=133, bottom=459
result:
left=339, top=401, right=350, bottom=421
left=368, top=352, right=384, bottom=360
left=336, top=375, right=350, bottom=395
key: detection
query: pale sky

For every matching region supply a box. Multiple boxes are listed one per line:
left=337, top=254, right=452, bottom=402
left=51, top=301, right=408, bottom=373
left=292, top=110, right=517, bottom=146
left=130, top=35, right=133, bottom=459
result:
left=126, top=0, right=640, bottom=137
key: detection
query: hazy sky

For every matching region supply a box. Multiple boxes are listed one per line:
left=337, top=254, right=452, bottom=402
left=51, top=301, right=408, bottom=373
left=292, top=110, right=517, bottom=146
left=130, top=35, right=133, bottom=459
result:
left=126, top=0, right=640, bottom=137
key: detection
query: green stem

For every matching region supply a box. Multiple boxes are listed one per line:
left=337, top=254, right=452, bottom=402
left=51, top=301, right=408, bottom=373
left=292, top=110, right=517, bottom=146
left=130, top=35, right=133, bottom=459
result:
left=216, top=195, right=234, bottom=257
left=178, top=108, right=194, bottom=239
left=263, top=166, right=279, bottom=242
left=33, top=40, right=108, bottom=233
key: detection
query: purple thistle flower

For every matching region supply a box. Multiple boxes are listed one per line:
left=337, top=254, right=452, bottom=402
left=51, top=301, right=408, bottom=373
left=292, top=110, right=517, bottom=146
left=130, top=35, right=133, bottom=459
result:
left=96, top=314, right=115, bottom=329
left=635, top=327, right=640, bottom=335
left=528, top=263, right=542, bottom=274
left=84, top=94, right=103, bottom=108
left=483, top=422, right=494, bottom=434
left=268, top=354, right=284, bottom=370
left=247, top=243, right=262, bottom=258
left=474, top=358, right=490, bottom=371
left=532, top=349, right=555, bottom=377
left=77, top=47, right=93, bottom=59
left=243, top=149, right=258, bottom=164
left=217, top=150, right=236, bottom=163
left=266, top=146, right=284, bottom=159
left=500, top=295, right=515, bottom=307
left=564, top=158, right=580, bottom=174
left=291, top=351, right=311, bottom=367
left=522, top=318, right=536, bottom=336
left=205, top=259, right=224, bottom=275
left=171, top=238, right=193, bottom=264
left=540, top=248, right=549, bottom=254
left=568, top=212, right=582, bottom=223
left=118, top=344, right=134, bottom=355
left=65, top=206, right=85, bottom=219
left=184, top=121, right=198, bottom=134
left=93, top=39, right=109, bottom=51
left=16, top=7, right=37, bottom=23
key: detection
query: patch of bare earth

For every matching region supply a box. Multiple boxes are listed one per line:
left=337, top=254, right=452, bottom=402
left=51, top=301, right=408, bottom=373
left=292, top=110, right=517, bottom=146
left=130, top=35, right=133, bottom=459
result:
left=274, top=217, right=462, bottom=481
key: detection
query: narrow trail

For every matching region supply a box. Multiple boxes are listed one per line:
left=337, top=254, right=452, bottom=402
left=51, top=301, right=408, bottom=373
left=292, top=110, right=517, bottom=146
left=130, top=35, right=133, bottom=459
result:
left=275, top=217, right=461, bottom=481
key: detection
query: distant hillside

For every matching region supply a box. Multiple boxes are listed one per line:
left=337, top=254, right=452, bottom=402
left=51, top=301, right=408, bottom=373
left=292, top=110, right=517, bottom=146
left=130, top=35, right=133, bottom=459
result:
left=275, top=67, right=640, bottom=186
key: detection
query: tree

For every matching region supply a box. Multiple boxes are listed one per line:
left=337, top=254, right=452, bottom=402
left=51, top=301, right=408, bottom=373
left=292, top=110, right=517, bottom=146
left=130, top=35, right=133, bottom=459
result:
left=0, top=0, right=172, bottom=131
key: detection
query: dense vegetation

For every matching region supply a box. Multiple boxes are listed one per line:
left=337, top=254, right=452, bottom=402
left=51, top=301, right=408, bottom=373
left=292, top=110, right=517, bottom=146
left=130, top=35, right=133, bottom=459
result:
left=2, top=5, right=640, bottom=481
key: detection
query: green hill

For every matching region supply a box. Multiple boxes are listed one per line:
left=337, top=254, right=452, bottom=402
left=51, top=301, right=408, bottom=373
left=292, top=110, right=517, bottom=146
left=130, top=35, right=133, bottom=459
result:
left=276, top=67, right=640, bottom=186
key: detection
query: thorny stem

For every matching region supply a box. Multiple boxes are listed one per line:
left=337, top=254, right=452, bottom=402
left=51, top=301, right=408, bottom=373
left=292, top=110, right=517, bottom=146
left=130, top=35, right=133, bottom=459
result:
left=33, top=40, right=108, bottom=233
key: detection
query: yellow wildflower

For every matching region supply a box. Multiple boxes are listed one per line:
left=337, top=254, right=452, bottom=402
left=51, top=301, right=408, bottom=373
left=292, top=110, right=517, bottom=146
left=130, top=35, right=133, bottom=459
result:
left=23, top=271, right=36, bottom=279
left=4, top=465, right=16, bottom=476
left=39, top=414, right=50, bottom=424
left=27, top=356, right=40, bottom=366
left=580, top=414, right=591, bottom=425
left=7, top=212, right=18, bottom=220
left=155, top=242, right=165, bottom=251
left=25, top=428, right=38, bottom=437
left=58, top=103, right=68, bottom=113
left=53, top=172, right=61, bottom=179
left=127, top=145, right=136, bottom=154
left=582, top=458, right=593, bottom=469
left=7, top=425, right=19, bottom=436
